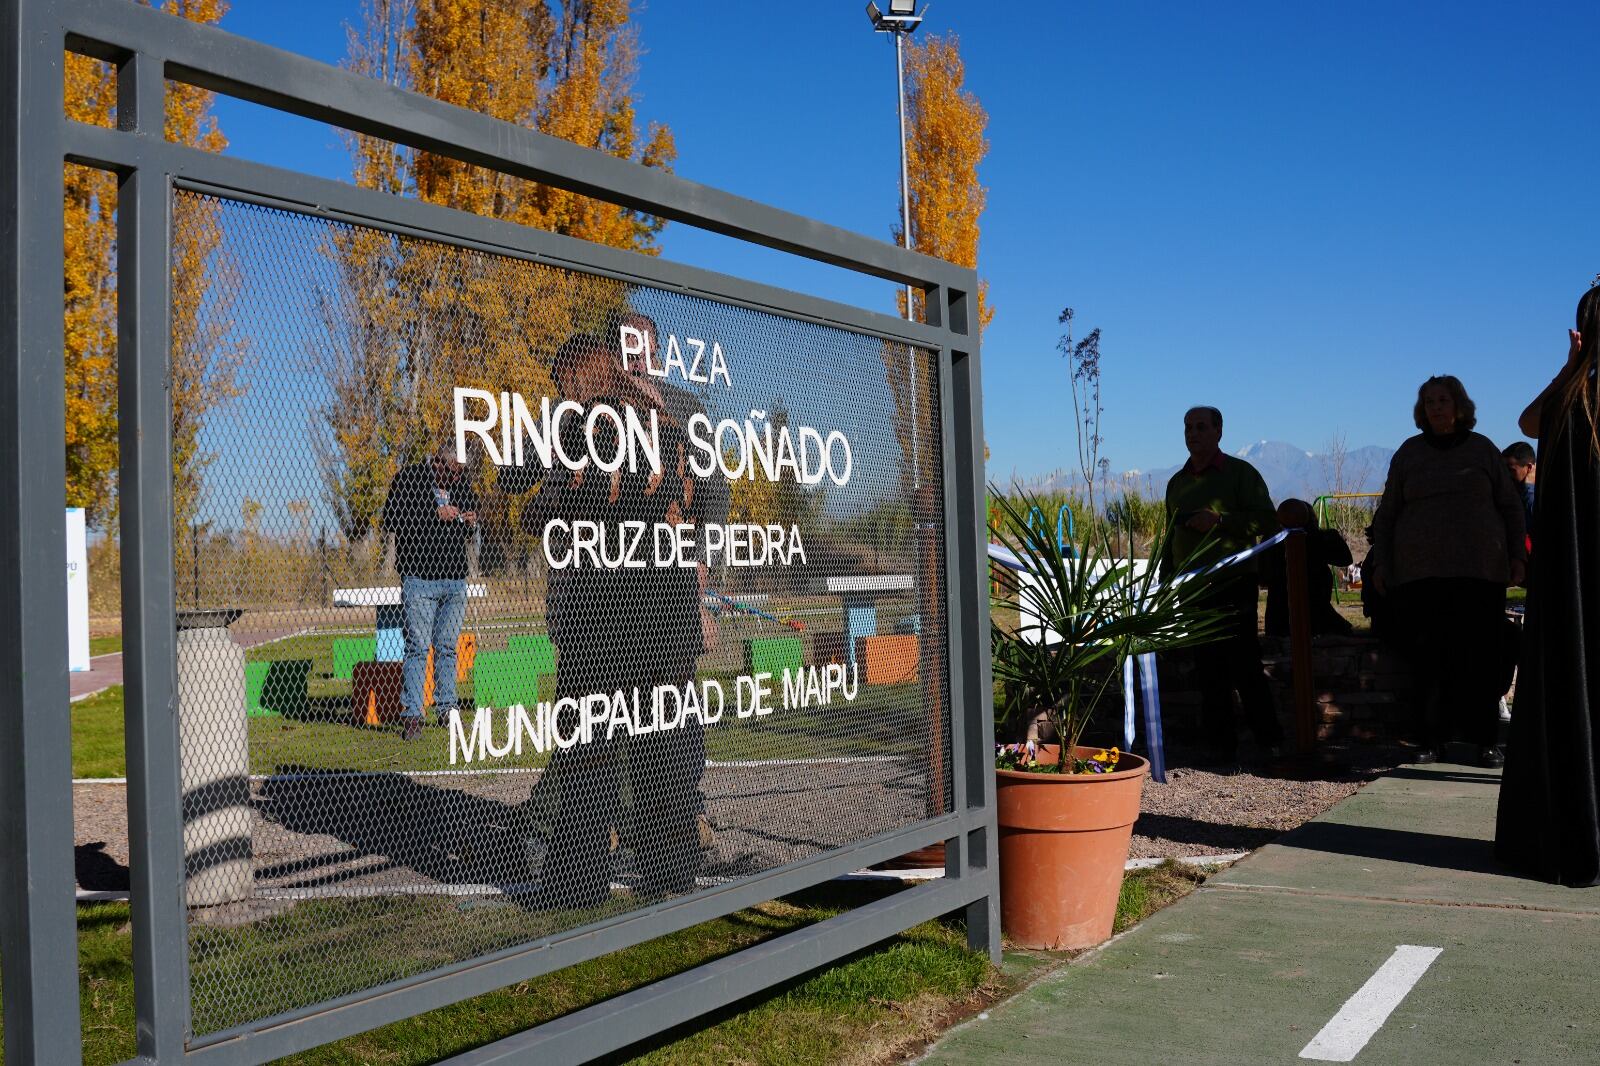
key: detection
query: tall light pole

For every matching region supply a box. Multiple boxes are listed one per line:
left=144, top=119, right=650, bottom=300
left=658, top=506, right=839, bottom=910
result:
left=866, top=1, right=924, bottom=321
left=868, top=0, right=941, bottom=832
left=867, top=1, right=926, bottom=489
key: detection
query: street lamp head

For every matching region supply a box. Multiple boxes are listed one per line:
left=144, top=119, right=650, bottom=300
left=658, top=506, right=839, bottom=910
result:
left=868, top=0, right=923, bottom=32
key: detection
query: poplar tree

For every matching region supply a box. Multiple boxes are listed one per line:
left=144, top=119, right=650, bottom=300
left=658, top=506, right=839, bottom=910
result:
left=894, top=32, right=992, bottom=330
left=166, top=0, right=243, bottom=534
left=321, top=0, right=678, bottom=562
left=63, top=57, right=119, bottom=523
left=62, top=0, right=238, bottom=528
left=882, top=31, right=993, bottom=503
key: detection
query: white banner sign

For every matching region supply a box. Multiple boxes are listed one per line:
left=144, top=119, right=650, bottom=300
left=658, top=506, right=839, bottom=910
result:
left=66, top=507, right=89, bottom=672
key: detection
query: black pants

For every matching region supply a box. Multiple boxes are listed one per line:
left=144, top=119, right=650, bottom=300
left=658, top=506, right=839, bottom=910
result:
left=1395, top=577, right=1505, bottom=750
left=627, top=652, right=706, bottom=896
left=533, top=642, right=652, bottom=909
left=1197, top=580, right=1283, bottom=754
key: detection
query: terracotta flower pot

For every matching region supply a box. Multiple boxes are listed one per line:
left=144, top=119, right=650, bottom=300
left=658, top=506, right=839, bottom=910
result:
left=996, top=744, right=1149, bottom=949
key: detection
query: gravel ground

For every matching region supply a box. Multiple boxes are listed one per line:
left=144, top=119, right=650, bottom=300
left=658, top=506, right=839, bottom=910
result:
left=72, top=761, right=934, bottom=894
left=1129, top=765, right=1368, bottom=859
left=75, top=753, right=1389, bottom=890
left=75, top=782, right=133, bottom=889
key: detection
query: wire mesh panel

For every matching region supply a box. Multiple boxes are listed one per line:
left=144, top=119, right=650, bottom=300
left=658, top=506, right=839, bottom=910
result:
left=170, top=188, right=953, bottom=1036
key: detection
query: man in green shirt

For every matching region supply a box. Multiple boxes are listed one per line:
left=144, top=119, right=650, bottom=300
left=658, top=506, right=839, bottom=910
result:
left=1161, top=406, right=1283, bottom=762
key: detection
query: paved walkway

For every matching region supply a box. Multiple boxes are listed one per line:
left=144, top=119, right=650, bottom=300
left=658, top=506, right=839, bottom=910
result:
left=922, top=762, right=1600, bottom=1065
left=70, top=652, right=121, bottom=701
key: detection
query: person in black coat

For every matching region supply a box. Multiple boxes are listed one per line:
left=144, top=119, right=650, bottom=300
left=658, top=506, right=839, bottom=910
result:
left=1262, top=498, right=1354, bottom=638
left=1496, top=283, right=1600, bottom=886
left=510, top=329, right=709, bottom=906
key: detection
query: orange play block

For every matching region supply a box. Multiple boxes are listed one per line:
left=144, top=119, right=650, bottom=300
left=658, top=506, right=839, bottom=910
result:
left=422, top=632, right=477, bottom=706
left=857, top=634, right=919, bottom=685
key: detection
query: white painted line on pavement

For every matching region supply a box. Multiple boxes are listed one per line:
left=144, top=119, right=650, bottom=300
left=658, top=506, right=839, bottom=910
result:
left=1299, top=945, right=1443, bottom=1062
left=1124, top=852, right=1247, bottom=870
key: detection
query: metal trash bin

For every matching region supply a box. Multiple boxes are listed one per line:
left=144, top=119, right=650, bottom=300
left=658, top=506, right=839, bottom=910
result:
left=176, top=609, right=252, bottom=907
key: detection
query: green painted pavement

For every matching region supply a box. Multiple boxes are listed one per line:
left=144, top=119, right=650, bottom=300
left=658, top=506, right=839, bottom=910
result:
left=922, top=763, right=1600, bottom=1065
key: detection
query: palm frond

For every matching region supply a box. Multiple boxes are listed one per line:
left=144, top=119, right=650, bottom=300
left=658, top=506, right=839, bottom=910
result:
left=990, top=487, right=1235, bottom=767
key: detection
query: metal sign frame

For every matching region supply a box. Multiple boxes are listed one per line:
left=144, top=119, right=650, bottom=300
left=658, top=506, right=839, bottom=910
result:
left=0, top=0, right=996, bottom=1061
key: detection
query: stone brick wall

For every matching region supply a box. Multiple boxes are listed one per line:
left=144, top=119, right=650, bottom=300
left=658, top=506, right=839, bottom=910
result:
left=1261, top=636, right=1417, bottom=743
left=1156, top=635, right=1417, bottom=746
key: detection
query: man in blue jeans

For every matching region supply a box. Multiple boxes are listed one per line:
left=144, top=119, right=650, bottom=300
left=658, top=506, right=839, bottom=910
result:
left=380, top=444, right=479, bottom=741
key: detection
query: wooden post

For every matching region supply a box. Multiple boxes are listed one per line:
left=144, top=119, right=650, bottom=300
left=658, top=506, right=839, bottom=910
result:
left=1285, top=530, right=1317, bottom=754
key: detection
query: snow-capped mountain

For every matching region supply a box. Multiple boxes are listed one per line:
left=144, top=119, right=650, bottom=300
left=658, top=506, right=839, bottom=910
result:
left=1026, top=440, right=1395, bottom=504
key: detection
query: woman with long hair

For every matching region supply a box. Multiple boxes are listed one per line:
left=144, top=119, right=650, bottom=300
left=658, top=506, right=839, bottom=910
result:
left=1495, top=283, right=1600, bottom=886
left=1369, top=376, right=1527, bottom=766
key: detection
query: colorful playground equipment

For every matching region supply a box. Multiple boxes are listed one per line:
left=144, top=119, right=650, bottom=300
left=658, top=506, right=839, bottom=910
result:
left=253, top=569, right=928, bottom=732
left=1026, top=502, right=1076, bottom=555
left=706, top=588, right=806, bottom=631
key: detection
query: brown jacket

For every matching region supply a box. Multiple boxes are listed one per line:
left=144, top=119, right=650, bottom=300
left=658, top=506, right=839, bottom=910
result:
left=1370, top=431, right=1526, bottom=588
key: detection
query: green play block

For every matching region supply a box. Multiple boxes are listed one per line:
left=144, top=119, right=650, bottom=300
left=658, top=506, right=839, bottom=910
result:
left=332, top=636, right=378, bottom=680
left=747, top=637, right=804, bottom=682
left=245, top=661, right=270, bottom=716
left=507, top=634, right=557, bottom=677
left=247, top=658, right=312, bottom=717
left=474, top=650, right=540, bottom=709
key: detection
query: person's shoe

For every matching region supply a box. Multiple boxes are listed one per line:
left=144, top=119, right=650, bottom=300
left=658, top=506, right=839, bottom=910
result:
left=1412, top=746, right=1439, bottom=765
left=401, top=717, right=423, bottom=742
left=1479, top=746, right=1505, bottom=769
left=1498, top=698, right=1513, bottom=722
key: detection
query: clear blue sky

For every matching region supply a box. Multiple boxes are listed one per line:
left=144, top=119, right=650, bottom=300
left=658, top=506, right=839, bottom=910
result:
left=209, top=0, right=1600, bottom=486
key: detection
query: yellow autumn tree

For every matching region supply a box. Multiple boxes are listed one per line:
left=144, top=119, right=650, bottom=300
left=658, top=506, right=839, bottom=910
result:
left=400, top=0, right=677, bottom=438
left=62, top=0, right=238, bottom=529
left=167, top=0, right=244, bottom=533
left=314, top=0, right=421, bottom=543
left=884, top=32, right=992, bottom=497
left=894, top=32, right=992, bottom=330
left=321, top=0, right=677, bottom=567
left=63, top=58, right=118, bottom=524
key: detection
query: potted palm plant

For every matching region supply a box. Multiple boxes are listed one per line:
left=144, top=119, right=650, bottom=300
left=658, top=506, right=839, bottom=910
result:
left=990, top=489, right=1227, bottom=949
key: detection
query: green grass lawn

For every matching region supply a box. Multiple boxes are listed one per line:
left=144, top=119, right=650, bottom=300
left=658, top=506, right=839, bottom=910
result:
left=18, top=884, right=995, bottom=1065
left=1113, top=860, right=1210, bottom=934
left=72, top=688, right=129, bottom=778
left=89, top=634, right=121, bottom=657
left=6, top=866, right=1206, bottom=1065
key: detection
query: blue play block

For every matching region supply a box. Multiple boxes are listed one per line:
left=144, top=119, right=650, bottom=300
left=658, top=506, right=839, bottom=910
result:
left=845, top=603, right=878, bottom=666
left=376, top=604, right=404, bottom=662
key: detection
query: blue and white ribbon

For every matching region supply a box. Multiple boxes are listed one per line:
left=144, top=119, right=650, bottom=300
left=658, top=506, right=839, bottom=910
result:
left=1122, top=652, right=1165, bottom=781
left=988, top=528, right=1291, bottom=783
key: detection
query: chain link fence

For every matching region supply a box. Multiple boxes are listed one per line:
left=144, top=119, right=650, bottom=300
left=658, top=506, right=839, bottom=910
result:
left=171, top=189, right=952, bottom=1035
